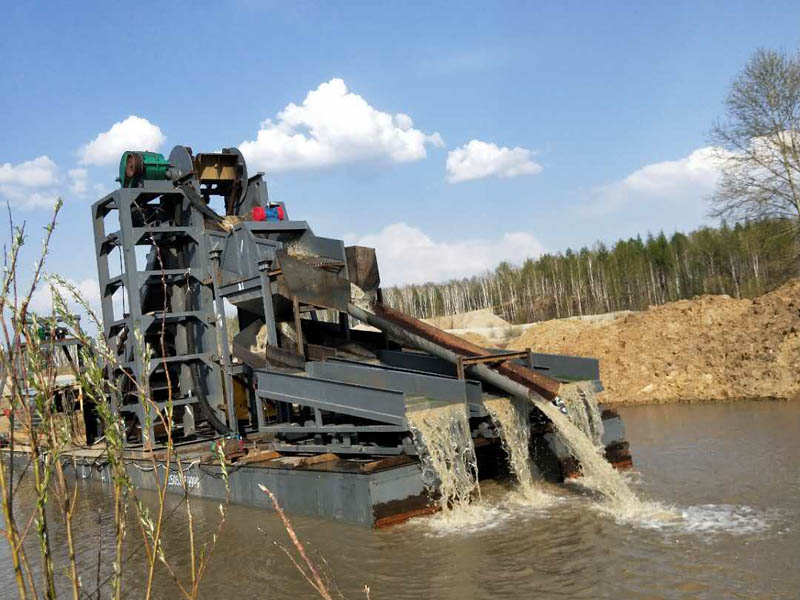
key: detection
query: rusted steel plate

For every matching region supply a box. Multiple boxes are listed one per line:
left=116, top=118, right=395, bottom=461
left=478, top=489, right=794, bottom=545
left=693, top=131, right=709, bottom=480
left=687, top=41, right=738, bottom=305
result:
left=345, top=245, right=380, bottom=292
left=276, top=249, right=350, bottom=311
left=373, top=303, right=562, bottom=400
left=232, top=341, right=306, bottom=370
left=374, top=505, right=439, bottom=529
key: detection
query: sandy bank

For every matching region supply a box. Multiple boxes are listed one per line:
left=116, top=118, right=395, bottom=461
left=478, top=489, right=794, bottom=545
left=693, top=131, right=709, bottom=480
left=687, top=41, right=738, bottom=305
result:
left=499, top=280, right=800, bottom=405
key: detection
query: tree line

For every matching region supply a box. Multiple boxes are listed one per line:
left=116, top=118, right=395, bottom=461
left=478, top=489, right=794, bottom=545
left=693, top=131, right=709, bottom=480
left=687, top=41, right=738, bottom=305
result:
left=386, top=48, right=800, bottom=326
left=383, top=219, right=798, bottom=324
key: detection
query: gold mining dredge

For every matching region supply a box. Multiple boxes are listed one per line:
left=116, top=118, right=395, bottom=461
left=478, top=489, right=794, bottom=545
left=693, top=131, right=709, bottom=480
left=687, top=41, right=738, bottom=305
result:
left=72, top=145, right=631, bottom=526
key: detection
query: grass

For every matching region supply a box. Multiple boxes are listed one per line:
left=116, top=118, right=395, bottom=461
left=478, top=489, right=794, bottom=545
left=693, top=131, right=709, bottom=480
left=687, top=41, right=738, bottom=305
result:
left=0, top=201, right=365, bottom=599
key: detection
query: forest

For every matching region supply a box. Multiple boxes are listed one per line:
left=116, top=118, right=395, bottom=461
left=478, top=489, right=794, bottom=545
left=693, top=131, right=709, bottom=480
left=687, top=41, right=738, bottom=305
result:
left=382, top=219, right=798, bottom=324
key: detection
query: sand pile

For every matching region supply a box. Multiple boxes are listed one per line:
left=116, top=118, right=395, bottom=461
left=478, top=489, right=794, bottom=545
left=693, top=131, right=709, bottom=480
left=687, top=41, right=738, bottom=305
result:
left=424, top=309, right=512, bottom=348
left=506, top=280, right=800, bottom=405
left=453, top=331, right=495, bottom=348
left=423, top=309, right=510, bottom=330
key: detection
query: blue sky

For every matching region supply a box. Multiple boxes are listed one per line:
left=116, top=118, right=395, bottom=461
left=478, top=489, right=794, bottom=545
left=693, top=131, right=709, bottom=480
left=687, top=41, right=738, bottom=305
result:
left=2, top=1, right=799, bottom=310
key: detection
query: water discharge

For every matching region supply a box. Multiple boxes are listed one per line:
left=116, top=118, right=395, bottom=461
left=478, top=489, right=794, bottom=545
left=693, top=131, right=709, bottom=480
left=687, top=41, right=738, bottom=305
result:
left=534, top=388, right=680, bottom=524
left=406, top=402, right=481, bottom=515
left=483, top=397, right=552, bottom=506
left=408, top=381, right=677, bottom=529
left=541, top=397, right=637, bottom=505
left=560, top=382, right=604, bottom=446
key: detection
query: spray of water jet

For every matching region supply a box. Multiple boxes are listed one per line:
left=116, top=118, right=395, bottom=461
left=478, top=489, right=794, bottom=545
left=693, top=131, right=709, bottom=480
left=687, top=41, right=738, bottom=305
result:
left=560, top=383, right=604, bottom=447
left=484, top=397, right=552, bottom=505
left=531, top=394, right=648, bottom=515
left=406, top=402, right=480, bottom=515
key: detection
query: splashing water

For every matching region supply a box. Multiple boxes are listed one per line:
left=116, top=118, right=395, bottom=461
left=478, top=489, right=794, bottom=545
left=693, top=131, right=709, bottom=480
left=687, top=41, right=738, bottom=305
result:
left=514, top=384, right=696, bottom=526
left=533, top=391, right=642, bottom=507
left=406, top=387, right=680, bottom=529
left=406, top=387, right=771, bottom=537
left=560, top=382, right=604, bottom=446
left=484, top=397, right=553, bottom=506
left=407, top=402, right=481, bottom=518
left=536, top=394, right=692, bottom=528
left=544, top=389, right=775, bottom=531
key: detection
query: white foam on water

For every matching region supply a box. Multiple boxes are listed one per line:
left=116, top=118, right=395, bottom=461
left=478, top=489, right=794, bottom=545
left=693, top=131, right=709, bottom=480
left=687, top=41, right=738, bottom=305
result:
left=416, top=503, right=513, bottom=536
left=568, top=476, right=782, bottom=536
left=604, top=502, right=781, bottom=538
left=676, top=504, right=780, bottom=535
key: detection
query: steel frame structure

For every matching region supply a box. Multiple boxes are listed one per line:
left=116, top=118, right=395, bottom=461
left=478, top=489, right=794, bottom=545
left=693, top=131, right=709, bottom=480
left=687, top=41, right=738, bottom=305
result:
left=86, top=145, right=627, bottom=483
left=92, top=182, right=225, bottom=446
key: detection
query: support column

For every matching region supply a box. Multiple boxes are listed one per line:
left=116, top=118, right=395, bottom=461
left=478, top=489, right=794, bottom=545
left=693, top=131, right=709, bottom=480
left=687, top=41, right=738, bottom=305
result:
left=258, top=261, right=278, bottom=347
left=210, top=248, right=237, bottom=435
left=292, top=296, right=305, bottom=358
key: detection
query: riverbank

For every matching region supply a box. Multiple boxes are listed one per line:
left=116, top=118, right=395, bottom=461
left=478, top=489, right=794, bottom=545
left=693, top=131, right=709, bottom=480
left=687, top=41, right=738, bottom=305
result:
left=446, top=280, right=800, bottom=406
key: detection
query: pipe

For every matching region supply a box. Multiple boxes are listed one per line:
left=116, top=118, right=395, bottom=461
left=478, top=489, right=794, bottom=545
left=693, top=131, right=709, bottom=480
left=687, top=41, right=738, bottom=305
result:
left=372, top=303, right=562, bottom=399
left=347, top=303, right=546, bottom=406
left=347, top=303, right=628, bottom=486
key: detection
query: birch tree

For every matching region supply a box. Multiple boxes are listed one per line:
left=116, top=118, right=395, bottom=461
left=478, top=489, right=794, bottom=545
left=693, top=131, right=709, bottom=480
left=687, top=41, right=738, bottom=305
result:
left=711, top=49, right=800, bottom=246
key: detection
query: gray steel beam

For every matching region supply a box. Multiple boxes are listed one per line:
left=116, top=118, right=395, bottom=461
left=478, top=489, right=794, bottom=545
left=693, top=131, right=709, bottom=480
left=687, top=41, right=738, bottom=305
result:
left=377, top=347, right=601, bottom=383
left=258, top=424, right=406, bottom=433
left=306, top=360, right=477, bottom=406
left=255, top=371, right=408, bottom=426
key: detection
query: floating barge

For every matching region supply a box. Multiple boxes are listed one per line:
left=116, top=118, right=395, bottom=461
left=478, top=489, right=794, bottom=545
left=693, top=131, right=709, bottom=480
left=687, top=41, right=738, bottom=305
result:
left=9, top=400, right=628, bottom=528
left=3, top=145, right=631, bottom=527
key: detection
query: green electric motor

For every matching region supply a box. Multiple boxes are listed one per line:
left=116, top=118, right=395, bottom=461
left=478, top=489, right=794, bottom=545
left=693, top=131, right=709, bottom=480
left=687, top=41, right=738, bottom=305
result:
left=119, top=151, right=170, bottom=187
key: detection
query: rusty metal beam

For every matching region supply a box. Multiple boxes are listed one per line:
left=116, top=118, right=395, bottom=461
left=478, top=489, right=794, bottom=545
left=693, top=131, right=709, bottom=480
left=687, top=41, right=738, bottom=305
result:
left=371, top=303, right=561, bottom=400
left=455, top=350, right=533, bottom=379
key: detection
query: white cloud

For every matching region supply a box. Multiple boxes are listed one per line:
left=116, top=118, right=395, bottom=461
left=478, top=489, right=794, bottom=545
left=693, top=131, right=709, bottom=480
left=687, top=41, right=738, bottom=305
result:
left=446, top=139, right=542, bottom=183
left=79, top=116, right=166, bottom=166
left=347, top=222, right=544, bottom=285
left=0, top=156, right=59, bottom=187
left=68, top=168, right=89, bottom=196
left=0, top=156, right=61, bottom=209
left=239, top=78, right=444, bottom=172
left=578, top=146, right=727, bottom=216
left=30, top=277, right=101, bottom=315
left=0, top=188, right=60, bottom=209
left=621, top=146, right=722, bottom=194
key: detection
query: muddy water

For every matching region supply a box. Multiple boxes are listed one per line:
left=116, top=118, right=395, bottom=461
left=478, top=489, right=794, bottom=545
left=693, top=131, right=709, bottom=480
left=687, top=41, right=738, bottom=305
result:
left=484, top=397, right=552, bottom=507
left=407, top=402, right=481, bottom=514
left=2, top=400, right=799, bottom=599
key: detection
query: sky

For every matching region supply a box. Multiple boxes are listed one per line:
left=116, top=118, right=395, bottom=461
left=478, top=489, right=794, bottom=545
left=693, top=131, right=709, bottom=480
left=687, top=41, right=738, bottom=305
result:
left=1, top=1, right=799, bottom=313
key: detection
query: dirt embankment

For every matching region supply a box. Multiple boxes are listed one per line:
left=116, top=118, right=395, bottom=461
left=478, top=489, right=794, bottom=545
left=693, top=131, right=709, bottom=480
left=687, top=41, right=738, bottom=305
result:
left=422, top=309, right=515, bottom=347
left=423, top=309, right=510, bottom=330
left=501, top=280, right=800, bottom=405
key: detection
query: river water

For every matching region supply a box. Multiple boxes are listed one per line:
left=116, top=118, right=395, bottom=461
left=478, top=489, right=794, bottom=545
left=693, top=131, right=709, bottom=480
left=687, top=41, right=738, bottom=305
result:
left=2, top=400, right=798, bottom=599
